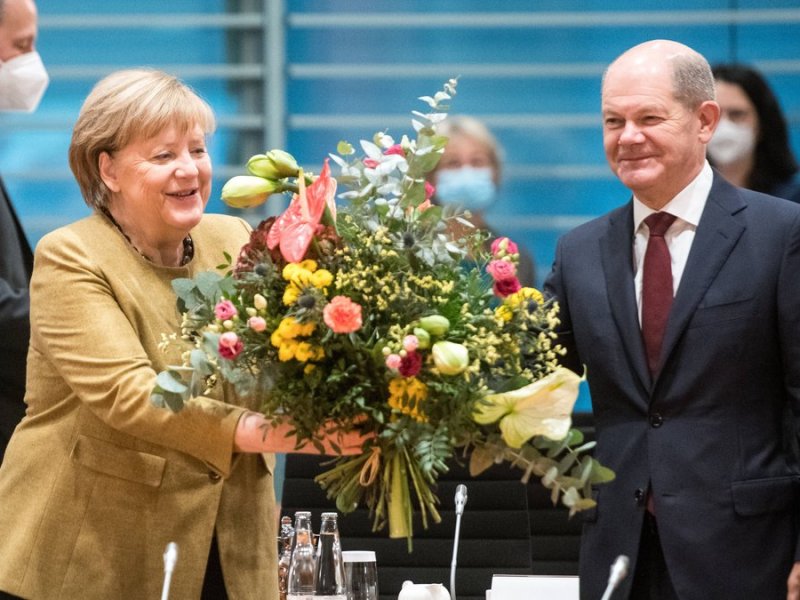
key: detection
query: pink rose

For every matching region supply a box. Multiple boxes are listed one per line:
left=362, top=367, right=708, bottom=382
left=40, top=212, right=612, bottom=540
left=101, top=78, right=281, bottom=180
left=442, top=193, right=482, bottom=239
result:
left=363, top=158, right=379, bottom=169
left=398, top=350, right=423, bottom=377
left=424, top=181, right=435, bottom=200
left=493, top=277, right=522, bottom=298
left=214, top=299, right=238, bottom=320
left=248, top=316, right=267, bottom=332
left=323, top=296, right=363, bottom=334
left=490, top=237, right=519, bottom=257
left=384, top=144, right=405, bottom=157
left=486, top=259, right=517, bottom=282
left=385, top=353, right=402, bottom=370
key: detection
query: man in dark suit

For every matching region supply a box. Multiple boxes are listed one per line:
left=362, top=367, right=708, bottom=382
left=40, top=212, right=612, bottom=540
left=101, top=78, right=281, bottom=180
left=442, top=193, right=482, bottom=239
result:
left=0, top=0, right=47, bottom=464
left=545, top=39, right=800, bottom=599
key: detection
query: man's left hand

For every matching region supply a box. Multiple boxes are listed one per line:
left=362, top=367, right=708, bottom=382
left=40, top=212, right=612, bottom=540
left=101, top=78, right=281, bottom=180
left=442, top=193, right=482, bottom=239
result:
left=787, top=561, right=800, bottom=600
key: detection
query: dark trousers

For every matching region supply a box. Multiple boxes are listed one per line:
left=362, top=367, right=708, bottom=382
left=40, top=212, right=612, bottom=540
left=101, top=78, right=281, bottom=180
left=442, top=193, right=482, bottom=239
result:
left=202, top=534, right=229, bottom=600
left=630, top=512, right=679, bottom=600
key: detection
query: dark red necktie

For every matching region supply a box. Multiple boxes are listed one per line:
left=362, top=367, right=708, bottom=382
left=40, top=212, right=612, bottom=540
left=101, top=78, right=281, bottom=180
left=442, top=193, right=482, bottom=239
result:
left=641, top=212, right=677, bottom=376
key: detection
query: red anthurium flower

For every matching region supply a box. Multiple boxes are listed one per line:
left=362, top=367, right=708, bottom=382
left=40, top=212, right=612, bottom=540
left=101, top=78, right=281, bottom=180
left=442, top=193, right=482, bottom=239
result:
left=267, top=159, right=337, bottom=263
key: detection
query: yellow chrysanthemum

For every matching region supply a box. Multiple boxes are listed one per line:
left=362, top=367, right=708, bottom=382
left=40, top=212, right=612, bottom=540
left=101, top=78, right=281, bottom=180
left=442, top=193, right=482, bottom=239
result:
left=283, top=284, right=302, bottom=306
left=295, top=341, right=315, bottom=363
left=298, top=259, right=318, bottom=272
left=495, top=304, right=513, bottom=322
left=296, top=321, right=316, bottom=337
left=387, top=377, right=429, bottom=423
left=278, top=340, right=299, bottom=362
left=506, top=287, right=544, bottom=310
left=310, top=269, right=333, bottom=289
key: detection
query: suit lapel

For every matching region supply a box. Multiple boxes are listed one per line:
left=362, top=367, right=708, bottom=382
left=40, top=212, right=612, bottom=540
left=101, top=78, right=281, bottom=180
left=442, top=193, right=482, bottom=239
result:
left=600, top=203, right=652, bottom=393
left=659, top=176, right=746, bottom=377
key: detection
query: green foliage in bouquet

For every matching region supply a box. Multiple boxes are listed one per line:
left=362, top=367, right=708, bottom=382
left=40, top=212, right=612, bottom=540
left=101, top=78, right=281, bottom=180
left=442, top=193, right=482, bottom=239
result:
left=152, top=79, right=613, bottom=545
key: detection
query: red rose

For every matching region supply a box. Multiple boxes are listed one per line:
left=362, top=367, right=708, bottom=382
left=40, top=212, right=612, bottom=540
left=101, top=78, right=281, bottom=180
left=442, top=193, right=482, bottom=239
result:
left=398, top=350, right=423, bottom=377
left=219, top=340, right=244, bottom=359
left=493, top=277, right=522, bottom=298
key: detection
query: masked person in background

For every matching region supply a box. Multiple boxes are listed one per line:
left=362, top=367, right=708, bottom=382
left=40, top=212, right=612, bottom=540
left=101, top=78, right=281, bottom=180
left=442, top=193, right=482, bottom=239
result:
left=709, top=64, right=800, bottom=204
left=0, top=0, right=49, bottom=466
left=429, top=116, right=536, bottom=286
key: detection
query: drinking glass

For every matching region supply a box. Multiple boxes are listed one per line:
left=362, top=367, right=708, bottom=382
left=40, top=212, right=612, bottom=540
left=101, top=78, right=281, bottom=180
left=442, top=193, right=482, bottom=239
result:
left=342, top=550, right=378, bottom=600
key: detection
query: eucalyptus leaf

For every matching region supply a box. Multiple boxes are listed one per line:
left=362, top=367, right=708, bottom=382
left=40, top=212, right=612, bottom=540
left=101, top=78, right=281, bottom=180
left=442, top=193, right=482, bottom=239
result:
left=162, top=390, right=186, bottom=412
left=156, top=370, right=188, bottom=394
left=195, top=271, right=224, bottom=300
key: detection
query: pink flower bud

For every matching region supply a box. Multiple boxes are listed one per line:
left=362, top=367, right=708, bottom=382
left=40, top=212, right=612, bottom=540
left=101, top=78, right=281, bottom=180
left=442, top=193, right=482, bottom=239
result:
left=490, top=237, right=519, bottom=257
left=248, top=316, right=267, bottom=332
left=403, top=335, right=419, bottom=352
left=424, top=181, right=435, bottom=200
left=219, top=332, right=240, bottom=348
left=385, top=354, right=402, bottom=370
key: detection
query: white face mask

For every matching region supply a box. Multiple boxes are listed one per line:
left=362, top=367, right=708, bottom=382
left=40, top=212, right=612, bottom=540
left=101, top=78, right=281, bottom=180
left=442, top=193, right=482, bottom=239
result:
left=0, top=51, right=49, bottom=113
left=707, top=117, right=756, bottom=166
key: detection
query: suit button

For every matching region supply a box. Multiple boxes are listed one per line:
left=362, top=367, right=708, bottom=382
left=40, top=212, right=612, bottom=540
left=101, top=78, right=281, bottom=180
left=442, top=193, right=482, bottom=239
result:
left=208, top=471, right=222, bottom=482
left=634, top=488, right=646, bottom=505
left=649, top=413, right=664, bottom=428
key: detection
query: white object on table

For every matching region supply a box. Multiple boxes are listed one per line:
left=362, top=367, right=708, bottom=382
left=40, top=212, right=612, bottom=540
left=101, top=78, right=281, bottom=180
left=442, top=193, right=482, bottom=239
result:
left=487, top=574, right=578, bottom=600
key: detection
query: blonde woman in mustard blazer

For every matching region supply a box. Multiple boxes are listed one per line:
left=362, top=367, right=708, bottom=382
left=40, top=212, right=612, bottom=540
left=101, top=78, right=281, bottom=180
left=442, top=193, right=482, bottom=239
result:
left=0, top=69, right=363, bottom=600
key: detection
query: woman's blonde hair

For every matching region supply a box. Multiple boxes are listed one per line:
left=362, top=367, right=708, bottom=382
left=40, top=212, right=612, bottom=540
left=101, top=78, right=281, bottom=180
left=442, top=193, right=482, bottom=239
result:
left=433, top=115, right=504, bottom=184
left=69, top=68, right=216, bottom=210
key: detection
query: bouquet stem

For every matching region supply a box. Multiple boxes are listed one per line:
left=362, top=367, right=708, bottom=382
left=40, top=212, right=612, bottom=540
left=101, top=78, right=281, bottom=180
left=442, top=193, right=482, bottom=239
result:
left=388, top=451, right=412, bottom=540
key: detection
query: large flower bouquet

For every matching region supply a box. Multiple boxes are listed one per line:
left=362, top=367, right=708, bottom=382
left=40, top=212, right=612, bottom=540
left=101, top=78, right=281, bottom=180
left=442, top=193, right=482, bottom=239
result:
left=153, top=79, right=613, bottom=542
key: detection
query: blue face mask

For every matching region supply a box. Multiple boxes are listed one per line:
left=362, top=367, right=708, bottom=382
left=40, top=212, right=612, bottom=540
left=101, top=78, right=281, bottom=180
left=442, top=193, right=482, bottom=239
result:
left=435, top=166, right=497, bottom=212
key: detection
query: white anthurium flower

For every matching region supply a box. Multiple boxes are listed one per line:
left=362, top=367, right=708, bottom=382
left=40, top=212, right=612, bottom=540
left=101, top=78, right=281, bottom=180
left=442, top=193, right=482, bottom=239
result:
left=376, top=133, right=395, bottom=148
left=360, top=139, right=383, bottom=160
left=364, top=168, right=382, bottom=184
left=473, top=367, right=583, bottom=448
left=328, top=153, right=348, bottom=168
left=412, top=110, right=448, bottom=124
left=376, top=155, right=407, bottom=176
left=378, top=181, right=402, bottom=197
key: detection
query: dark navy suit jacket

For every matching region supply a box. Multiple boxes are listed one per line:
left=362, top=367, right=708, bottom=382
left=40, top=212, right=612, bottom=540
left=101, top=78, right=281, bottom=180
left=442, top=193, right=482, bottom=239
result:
left=545, top=174, right=800, bottom=600
left=0, top=175, right=32, bottom=464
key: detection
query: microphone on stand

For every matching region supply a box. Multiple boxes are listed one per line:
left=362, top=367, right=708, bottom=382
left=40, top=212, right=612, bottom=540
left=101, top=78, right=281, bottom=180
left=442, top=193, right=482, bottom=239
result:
left=161, top=542, right=179, bottom=600
left=449, top=484, right=468, bottom=600
left=599, top=555, right=629, bottom=600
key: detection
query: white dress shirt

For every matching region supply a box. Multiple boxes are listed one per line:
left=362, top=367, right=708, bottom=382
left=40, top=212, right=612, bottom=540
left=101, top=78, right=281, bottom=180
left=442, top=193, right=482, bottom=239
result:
left=632, top=161, right=714, bottom=323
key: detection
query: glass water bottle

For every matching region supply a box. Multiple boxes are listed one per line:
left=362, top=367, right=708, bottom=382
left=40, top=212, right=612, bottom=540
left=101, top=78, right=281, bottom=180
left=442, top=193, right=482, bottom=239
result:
left=278, top=515, right=295, bottom=600
left=287, top=511, right=315, bottom=600
left=313, top=512, right=346, bottom=600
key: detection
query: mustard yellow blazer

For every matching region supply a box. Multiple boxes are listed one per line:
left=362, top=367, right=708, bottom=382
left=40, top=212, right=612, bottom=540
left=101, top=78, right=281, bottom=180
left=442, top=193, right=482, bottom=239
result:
left=0, top=213, right=278, bottom=599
